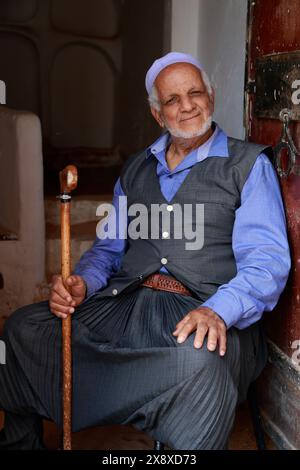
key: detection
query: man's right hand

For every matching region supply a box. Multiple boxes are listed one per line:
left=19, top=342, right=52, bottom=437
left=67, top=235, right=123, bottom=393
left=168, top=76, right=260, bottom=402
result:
left=49, top=274, right=87, bottom=319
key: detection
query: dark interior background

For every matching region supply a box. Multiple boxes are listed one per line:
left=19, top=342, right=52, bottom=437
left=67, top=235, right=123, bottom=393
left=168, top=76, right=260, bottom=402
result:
left=0, top=0, right=171, bottom=195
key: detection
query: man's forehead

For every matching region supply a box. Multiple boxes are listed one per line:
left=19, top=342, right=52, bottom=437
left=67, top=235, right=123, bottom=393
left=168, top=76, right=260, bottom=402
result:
left=154, top=63, right=204, bottom=93
left=155, top=62, right=202, bottom=83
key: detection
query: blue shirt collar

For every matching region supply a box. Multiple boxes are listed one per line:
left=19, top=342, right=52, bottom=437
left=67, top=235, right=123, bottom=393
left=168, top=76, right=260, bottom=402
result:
left=146, top=122, right=229, bottom=162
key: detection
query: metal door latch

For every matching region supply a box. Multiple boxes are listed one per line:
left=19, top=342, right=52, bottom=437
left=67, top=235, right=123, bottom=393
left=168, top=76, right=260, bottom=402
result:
left=273, top=108, right=299, bottom=177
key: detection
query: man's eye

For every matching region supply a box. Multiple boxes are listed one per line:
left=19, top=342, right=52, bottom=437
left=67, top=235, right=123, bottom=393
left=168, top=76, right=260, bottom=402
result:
left=191, top=90, right=203, bottom=95
left=165, top=97, right=176, bottom=105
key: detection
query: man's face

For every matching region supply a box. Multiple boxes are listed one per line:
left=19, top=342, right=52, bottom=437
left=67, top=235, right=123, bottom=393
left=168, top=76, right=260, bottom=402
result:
left=151, top=63, right=214, bottom=139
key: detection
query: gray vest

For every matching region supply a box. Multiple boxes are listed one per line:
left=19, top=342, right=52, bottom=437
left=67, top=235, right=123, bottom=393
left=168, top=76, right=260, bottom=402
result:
left=96, top=137, right=272, bottom=301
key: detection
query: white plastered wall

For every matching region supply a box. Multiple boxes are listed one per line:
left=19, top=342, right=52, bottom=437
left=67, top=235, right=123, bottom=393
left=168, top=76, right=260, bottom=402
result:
left=0, top=107, right=45, bottom=317
left=171, top=0, right=248, bottom=139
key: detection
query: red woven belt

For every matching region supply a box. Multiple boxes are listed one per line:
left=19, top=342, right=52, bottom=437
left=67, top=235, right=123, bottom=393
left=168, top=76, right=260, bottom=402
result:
left=141, top=273, right=193, bottom=296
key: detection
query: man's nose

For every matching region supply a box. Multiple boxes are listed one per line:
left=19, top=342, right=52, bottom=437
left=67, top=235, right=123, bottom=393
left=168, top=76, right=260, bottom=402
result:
left=180, top=96, right=195, bottom=112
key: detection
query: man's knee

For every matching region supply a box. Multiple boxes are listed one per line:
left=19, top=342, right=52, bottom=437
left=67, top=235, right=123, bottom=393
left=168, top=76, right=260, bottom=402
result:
left=3, top=301, right=51, bottom=338
left=177, top=333, right=227, bottom=369
left=4, top=306, right=27, bottom=337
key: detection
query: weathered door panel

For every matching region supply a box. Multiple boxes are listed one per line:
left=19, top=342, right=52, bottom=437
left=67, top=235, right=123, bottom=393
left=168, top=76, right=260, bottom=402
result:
left=246, top=0, right=300, bottom=357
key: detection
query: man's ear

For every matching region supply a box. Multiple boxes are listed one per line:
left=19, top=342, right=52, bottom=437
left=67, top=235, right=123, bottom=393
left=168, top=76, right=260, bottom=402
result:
left=150, top=106, right=164, bottom=128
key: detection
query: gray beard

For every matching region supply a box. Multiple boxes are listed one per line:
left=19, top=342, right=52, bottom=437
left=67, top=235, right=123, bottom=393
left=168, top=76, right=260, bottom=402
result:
left=164, top=115, right=213, bottom=139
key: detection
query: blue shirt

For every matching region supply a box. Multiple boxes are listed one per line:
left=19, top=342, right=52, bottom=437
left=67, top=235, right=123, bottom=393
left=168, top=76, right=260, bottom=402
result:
left=74, top=124, right=291, bottom=330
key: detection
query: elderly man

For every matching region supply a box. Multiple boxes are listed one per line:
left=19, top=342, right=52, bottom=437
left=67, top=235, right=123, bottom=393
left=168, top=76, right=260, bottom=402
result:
left=0, top=52, right=290, bottom=450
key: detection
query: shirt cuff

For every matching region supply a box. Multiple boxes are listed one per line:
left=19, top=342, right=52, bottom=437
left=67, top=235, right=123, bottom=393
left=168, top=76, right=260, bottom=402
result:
left=76, top=273, right=105, bottom=298
left=201, top=291, right=244, bottom=330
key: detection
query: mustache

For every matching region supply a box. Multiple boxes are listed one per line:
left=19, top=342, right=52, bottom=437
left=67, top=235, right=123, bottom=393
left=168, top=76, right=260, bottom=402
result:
left=180, top=113, right=201, bottom=122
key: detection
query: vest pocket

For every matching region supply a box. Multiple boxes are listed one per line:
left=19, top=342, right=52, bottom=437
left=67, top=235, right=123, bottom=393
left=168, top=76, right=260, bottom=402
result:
left=196, top=190, right=238, bottom=209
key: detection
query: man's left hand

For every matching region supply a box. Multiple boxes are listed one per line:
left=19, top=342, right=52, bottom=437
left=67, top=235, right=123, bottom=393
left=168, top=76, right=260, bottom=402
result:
left=172, top=307, right=227, bottom=356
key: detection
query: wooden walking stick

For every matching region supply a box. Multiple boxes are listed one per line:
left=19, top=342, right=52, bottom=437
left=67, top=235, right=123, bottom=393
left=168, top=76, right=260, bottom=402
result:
left=58, top=165, right=78, bottom=450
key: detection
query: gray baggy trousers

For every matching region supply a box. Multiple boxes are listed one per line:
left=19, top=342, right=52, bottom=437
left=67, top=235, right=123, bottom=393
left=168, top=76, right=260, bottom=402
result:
left=0, top=285, right=268, bottom=450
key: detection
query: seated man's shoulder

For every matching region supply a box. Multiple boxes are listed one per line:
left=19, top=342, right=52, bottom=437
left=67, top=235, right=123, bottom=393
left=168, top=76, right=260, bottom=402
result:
left=120, top=146, right=149, bottom=178
left=227, top=135, right=273, bottom=161
left=119, top=146, right=149, bottom=192
left=122, top=147, right=148, bottom=168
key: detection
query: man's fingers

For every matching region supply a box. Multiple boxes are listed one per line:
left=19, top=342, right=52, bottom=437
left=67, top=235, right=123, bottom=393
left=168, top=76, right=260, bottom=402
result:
left=50, top=291, right=71, bottom=307
left=66, top=275, right=83, bottom=287
left=175, top=320, right=195, bottom=343
left=207, top=326, right=218, bottom=351
left=51, top=281, right=72, bottom=303
left=219, top=330, right=227, bottom=356
left=49, top=302, right=75, bottom=315
left=194, top=323, right=208, bottom=349
left=173, top=307, right=227, bottom=354
left=49, top=274, right=86, bottom=311
left=51, top=309, right=68, bottom=319
left=172, top=314, right=191, bottom=334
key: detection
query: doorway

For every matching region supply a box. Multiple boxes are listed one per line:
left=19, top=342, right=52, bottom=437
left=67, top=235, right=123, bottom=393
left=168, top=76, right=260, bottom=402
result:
left=0, top=0, right=171, bottom=195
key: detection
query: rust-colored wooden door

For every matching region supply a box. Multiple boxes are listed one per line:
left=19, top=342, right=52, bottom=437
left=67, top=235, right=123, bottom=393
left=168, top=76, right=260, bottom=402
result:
left=246, top=0, right=300, bottom=358
left=246, top=1, right=300, bottom=448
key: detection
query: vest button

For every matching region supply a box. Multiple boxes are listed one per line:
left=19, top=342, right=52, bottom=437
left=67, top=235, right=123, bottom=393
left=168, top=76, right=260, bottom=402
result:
left=161, top=257, right=168, bottom=265
left=166, top=205, right=173, bottom=212
left=162, top=231, right=169, bottom=238
left=112, top=288, right=118, bottom=295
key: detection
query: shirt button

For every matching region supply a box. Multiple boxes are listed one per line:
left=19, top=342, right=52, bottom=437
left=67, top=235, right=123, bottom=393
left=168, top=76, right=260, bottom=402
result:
left=112, top=288, right=118, bottom=295
left=162, top=231, right=169, bottom=238
left=167, top=205, right=173, bottom=212
left=161, top=257, right=168, bottom=265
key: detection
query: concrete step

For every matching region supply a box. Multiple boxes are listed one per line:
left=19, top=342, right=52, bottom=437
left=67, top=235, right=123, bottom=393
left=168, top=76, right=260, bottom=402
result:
left=45, top=194, right=112, bottom=281
left=45, top=194, right=113, bottom=226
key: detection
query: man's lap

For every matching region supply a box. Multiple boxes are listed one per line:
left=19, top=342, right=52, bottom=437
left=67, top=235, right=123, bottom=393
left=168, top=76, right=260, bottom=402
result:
left=0, top=289, right=265, bottom=428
